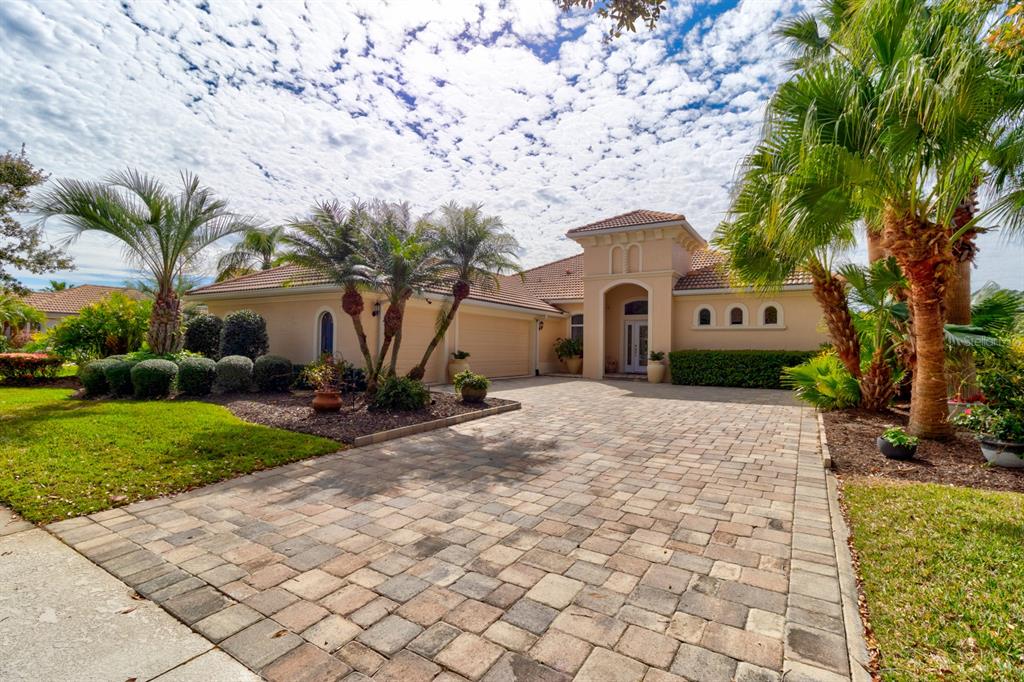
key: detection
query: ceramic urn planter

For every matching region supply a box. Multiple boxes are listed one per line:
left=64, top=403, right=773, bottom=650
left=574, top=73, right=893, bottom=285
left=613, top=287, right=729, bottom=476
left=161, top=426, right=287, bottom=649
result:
left=312, top=389, right=342, bottom=413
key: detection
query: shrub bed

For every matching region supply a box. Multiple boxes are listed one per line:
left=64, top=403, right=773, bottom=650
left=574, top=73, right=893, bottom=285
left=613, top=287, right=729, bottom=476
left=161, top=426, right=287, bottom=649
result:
left=668, top=349, right=815, bottom=389
left=0, top=352, right=63, bottom=384
left=219, top=310, right=268, bottom=360
left=131, top=359, right=178, bottom=399
left=253, top=355, right=293, bottom=392
left=103, top=358, right=138, bottom=397
left=79, top=358, right=117, bottom=396
left=178, top=356, right=217, bottom=396
left=371, top=375, right=429, bottom=411
left=183, top=313, right=223, bottom=358
left=216, top=355, right=253, bottom=393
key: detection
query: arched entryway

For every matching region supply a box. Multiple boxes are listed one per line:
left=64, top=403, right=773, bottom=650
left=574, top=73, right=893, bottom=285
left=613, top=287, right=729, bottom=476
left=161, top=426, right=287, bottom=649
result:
left=601, top=281, right=650, bottom=375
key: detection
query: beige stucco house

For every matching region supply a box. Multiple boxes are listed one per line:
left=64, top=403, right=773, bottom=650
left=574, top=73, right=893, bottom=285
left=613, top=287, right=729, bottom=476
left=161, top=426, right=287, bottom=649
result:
left=187, top=209, right=826, bottom=382
left=21, top=285, right=144, bottom=330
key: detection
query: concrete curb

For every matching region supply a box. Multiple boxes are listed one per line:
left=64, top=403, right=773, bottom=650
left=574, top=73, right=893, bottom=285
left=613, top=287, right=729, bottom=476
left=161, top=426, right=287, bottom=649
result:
left=352, top=401, right=521, bottom=447
left=826, top=472, right=873, bottom=682
left=817, top=412, right=833, bottom=468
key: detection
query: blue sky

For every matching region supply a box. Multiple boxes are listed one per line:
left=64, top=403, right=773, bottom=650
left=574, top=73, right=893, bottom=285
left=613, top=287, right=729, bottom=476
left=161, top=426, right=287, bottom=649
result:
left=2, top=0, right=1021, bottom=291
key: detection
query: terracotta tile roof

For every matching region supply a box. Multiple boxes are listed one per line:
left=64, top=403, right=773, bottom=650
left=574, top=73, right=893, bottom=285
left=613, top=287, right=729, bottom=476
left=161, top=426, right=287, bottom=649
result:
left=23, top=285, right=143, bottom=314
left=520, top=253, right=583, bottom=301
left=188, top=265, right=563, bottom=314
left=674, top=250, right=814, bottom=290
left=566, top=209, right=686, bottom=235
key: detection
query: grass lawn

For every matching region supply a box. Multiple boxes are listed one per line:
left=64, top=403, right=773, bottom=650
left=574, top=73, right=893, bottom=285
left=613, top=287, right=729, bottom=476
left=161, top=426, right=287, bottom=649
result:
left=0, top=388, right=340, bottom=523
left=844, top=479, right=1024, bottom=681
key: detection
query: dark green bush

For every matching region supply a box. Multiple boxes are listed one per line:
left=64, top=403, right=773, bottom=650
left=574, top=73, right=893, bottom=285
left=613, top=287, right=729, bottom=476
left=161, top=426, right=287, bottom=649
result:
left=103, top=358, right=138, bottom=397
left=130, top=359, right=178, bottom=399
left=253, top=354, right=293, bottom=392
left=669, top=349, right=816, bottom=389
left=183, top=313, right=223, bottom=358
left=371, top=375, right=429, bottom=411
left=177, top=356, right=217, bottom=396
left=218, top=310, right=269, bottom=360
left=216, top=355, right=253, bottom=393
left=79, top=358, right=116, bottom=396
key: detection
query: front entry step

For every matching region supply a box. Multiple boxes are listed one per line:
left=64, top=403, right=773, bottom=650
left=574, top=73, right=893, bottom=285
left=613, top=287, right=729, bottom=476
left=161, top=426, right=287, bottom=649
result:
left=603, top=373, right=647, bottom=382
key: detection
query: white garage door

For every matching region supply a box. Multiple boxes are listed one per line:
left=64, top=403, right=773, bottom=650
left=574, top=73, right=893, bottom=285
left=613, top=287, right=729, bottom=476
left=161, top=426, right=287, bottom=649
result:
left=460, top=313, right=532, bottom=378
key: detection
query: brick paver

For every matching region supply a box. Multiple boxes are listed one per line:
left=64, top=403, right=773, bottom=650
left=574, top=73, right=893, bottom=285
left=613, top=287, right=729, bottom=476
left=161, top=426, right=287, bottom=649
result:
left=47, top=378, right=850, bottom=680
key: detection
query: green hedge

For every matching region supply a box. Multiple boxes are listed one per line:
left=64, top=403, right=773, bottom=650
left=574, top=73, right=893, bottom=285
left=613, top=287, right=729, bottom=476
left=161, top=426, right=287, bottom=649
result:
left=668, top=349, right=816, bottom=389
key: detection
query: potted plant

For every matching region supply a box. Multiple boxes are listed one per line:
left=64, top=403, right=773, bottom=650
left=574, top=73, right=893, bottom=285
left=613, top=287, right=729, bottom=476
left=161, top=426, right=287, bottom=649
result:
left=453, top=369, right=489, bottom=403
left=554, top=337, right=583, bottom=374
left=448, top=350, right=471, bottom=382
left=647, top=351, right=666, bottom=383
left=953, top=405, right=1024, bottom=468
left=301, top=356, right=341, bottom=413
left=876, top=426, right=919, bottom=460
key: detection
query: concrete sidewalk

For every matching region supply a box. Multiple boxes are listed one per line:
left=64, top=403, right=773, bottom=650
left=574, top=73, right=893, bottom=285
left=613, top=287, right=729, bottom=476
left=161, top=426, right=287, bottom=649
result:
left=0, top=508, right=257, bottom=682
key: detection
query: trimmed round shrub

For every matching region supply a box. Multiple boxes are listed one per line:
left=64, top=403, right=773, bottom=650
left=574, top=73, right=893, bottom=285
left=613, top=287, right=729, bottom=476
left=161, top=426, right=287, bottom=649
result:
left=183, top=313, right=223, bottom=358
left=253, top=354, right=293, bottom=392
left=177, top=356, right=217, bottom=396
left=216, top=355, right=253, bottom=393
left=371, top=375, right=429, bottom=412
left=218, top=310, right=269, bottom=360
left=79, top=358, right=116, bottom=396
left=130, top=359, right=178, bottom=399
left=103, top=358, right=139, bottom=397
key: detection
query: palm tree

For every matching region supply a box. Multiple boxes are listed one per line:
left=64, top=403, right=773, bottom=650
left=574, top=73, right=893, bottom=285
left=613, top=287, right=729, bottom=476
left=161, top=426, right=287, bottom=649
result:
left=36, top=170, right=256, bottom=354
left=0, top=292, right=44, bottom=339
left=44, top=280, right=70, bottom=292
left=361, top=201, right=443, bottom=380
left=216, top=225, right=286, bottom=282
left=279, top=201, right=376, bottom=384
left=407, top=203, right=521, bottom=381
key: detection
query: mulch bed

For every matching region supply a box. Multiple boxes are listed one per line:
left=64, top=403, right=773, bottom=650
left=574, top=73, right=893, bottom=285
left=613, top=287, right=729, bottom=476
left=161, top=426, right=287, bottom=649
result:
left=208, top=390, right=516, bottom=444
left=824, top=407, right=1024, bottom=493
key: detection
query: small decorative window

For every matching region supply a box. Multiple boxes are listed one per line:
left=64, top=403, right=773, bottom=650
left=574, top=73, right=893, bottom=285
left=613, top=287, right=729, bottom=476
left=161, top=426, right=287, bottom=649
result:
left=318, top=311, right=334, bottom=356
left=763, top=306, right=778, bottom=325
left=698, top=308, right=712, bottom=326
left=570, top=314, right=584, bottom=342
left=624, top=300, right=648, bottom=316
left=730, top=307, right=744, bottom=326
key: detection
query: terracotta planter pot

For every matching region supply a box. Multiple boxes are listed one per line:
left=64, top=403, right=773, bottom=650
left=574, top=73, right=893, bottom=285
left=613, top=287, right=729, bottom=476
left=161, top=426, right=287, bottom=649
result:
left=448, top=359, right=470, bottom=382
left=460, top=386, right=487, bottom=403
left=877, top=436, right=916, bottom=461
left=980, top=438, right=1024, bottom=468
left=564, top=356, right=582, bottom=374
left=312, top=389, right=341, bottom=413
left=647, top=363, right=665, bottom=384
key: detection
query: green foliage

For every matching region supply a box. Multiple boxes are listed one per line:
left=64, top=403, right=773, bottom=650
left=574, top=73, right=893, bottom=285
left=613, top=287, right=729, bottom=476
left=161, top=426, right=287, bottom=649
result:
left=103, top=358, right=137, bottom=397
left=183, top=313, right=223, bottom=358
left=218, top=309, right=269, bottom=360
left=451, top=350, right=471, bottom=360
left=215, top=355, right=253, bottom=393
left=781, top=354, right=862, bottom=409
left=648, top=350, right=665, bottom=361
left=0, top=292, right=44, bottom=331
left=40, top=293, right=150, bottom=363
left=553, top=336, right=583, bottom=360
left=670, top=349, right=815, bottom=389
left=881, top=427, right=919, bottom=448
left=452, top=370, right=489, bottom=391
left=79, top=358, right=116, bottom=396
left=130, top=359, right=177, bottom=399
left=371, top=375, right=429, bottom=411
left=176, top=356, right=216, bottom=396
left=253, top=354, right=293, bottom=392
left=953, top=405, right=1024, bottom=444
left=0, top=352, right=62, bottom=384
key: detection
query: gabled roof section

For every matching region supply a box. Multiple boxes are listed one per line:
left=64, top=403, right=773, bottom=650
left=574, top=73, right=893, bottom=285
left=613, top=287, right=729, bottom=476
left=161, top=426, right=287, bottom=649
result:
left=187, top=265, right=563, bottom=314
left=566, top=209, right=687, bottom=236
left=674, top=250, right=814, bottom=291
left=23, top=285, right=143, bottom=314
left=520, top=253, right=583, bottom=301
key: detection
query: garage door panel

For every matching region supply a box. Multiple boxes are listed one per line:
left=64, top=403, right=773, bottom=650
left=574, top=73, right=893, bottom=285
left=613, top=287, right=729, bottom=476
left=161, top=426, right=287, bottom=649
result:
left=460, top=313, right=531, bottom=378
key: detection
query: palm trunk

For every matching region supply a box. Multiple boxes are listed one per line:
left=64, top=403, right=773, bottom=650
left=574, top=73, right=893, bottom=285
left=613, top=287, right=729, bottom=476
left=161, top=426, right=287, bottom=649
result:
left=807, top=260, right=861, bottom=378
left=408, top=282, right=468, bottom=381
left=945, top=189, right=979, bottom=400
left=860, top=345, right=896, bottom=411
left=883, top=209, right=954, bottom=439
left=342, top=285, right=376, bottom=391
left=372, top=300, right=404, bottom=382
left=148, top=290, right=183, bottom=355
left=388, top=300, right=409, bottom=377
left=866, top=225, right=886, bottom=263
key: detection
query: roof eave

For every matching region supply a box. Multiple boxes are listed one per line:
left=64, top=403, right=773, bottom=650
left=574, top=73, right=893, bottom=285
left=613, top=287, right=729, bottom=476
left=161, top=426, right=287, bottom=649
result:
left=672, top=284, right=814, bottom=295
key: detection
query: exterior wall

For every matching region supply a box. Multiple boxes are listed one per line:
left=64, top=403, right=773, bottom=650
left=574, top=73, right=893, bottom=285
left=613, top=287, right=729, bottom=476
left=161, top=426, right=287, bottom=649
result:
left=672, top=290, right=826, bottom=350
left=538, top=302, right=579, bottom=374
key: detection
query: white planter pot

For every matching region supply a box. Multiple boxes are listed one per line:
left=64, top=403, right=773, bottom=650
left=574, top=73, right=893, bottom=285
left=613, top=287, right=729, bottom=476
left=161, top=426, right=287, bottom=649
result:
left=447, top=359, right=470, bottom=382
left=980, top=439, right=1024, bottom=468
left=647, top=363, right=665, bottom=384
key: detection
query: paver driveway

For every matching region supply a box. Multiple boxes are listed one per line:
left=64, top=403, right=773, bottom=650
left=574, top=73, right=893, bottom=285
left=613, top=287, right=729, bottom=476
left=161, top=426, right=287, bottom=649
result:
left=49, top=378, right=852, bottom=681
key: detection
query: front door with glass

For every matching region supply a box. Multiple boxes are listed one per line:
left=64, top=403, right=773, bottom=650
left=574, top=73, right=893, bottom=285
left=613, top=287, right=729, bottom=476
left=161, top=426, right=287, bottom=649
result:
left=623, top=321, right=649, bottom=373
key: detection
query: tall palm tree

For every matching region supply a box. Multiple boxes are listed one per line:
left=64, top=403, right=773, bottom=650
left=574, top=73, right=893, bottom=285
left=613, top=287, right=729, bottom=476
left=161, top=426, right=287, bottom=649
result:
left=35, top=170, right=256, bottom=354
left=407, top=203, right=521, bottom=381
left=279, top=201, right=376, bottom=384
left=216, top=225, right=286, bottom=282
left=361, top=202, right=443, bottom=380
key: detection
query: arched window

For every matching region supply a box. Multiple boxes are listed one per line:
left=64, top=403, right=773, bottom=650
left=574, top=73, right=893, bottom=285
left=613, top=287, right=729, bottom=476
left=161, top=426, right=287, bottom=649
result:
left=729, top=307, right=744, bottom=326
left=763, top=305, right=778, bottom=325
left=626, top=244, right=641, bottom=273
left=610, top=246, right=623, bottom=274
left=318, top=311, right=334, bottom=356
left=698, top=308, right=712, bottom=326
left=570, top=314, right=584, bottom=342
left=624, top=300, right=648, bottom=316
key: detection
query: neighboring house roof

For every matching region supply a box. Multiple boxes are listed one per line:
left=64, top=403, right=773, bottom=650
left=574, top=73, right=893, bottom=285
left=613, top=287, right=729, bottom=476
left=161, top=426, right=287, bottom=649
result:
left=187, top=265, right=564, bottom=315
left=566, top=209, right=687, bottom=235
left=22, top=285, right=143, bottom=314
left=520, top=253, right=584, bottom=301
left=674, top=250, right=814, bottom=291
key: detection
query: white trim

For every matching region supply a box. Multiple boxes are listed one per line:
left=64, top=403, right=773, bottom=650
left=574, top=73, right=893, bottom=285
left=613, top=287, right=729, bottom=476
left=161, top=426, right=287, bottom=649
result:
left=693, top=305, right=716, bottom=327
left=758, top=301, right=784, bottom=327
left=726, top=303, right=749, bottom=327
left=313, top=307, right=336, bottom=360
left=673, top=284, right=814, bottom=296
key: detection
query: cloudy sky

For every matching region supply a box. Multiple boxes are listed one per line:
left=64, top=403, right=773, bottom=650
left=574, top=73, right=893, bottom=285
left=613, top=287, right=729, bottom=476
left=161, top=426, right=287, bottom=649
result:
left=2, top=0, right=1021, bottom=290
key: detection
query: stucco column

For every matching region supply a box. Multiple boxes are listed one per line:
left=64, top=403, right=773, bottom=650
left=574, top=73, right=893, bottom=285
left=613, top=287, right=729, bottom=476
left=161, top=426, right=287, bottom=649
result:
left=582, top=279, right=604, bottom=379
left=648, top=274, right=674, bottom=382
